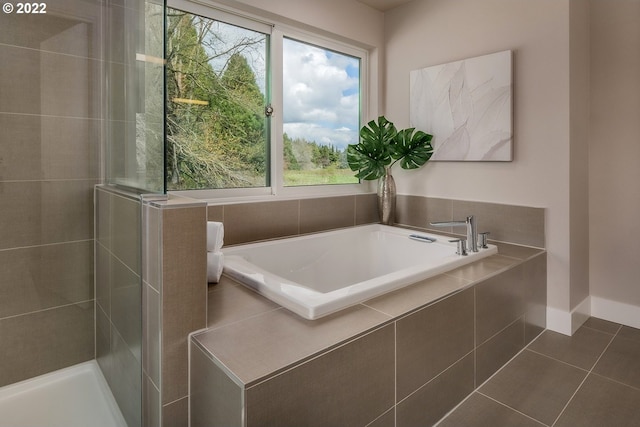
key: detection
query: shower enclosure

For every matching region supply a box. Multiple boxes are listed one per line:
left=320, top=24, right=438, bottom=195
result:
left=96, top=0, right=166, bottom=426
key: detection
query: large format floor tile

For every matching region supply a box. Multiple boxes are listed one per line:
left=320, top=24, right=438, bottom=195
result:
left=478, top=350, right=587, bottom=425
left=527, top=327, right=614, bottom=370
left=437, top=393, right=545, bottom=427
left=555, top=374, right=640, bottom=427
left=439, top=319, right=640, bottom=427
left=592, top=334, right=640, bottom=390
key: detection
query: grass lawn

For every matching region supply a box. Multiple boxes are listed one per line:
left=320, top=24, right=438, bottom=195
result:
left=284, top=168, right=359, bottom=186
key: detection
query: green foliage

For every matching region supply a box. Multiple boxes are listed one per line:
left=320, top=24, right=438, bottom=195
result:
left=165, top=9, right=356, bottom=189
left=392, top=128, right=434, bottom=169
left=347, top=116, right=433, bottom=180
left=165, top=9, right=268, bottom=190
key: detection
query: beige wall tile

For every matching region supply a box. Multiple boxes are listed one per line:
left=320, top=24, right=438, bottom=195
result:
left=0, top=302, right=94, bottom=386
left=245, top=325, right=395, bottom=427
left=0, top=180, right=95, bottom=250
left=363, top=273, right=469, bottom=318
left=191, top=343, right=243, bottom=427
left=367, top=409, right=395, bottom=427
left=0, top=114, right=100, bottom=181
left=109, top=326, right=142, bottom=427
left=195, top=303, right=390, bottom=385
left=143, top=204, right=162, bottom=293
left=0, top=241, right=93, bottom=319
left=476, top=318, right=525, bottom=385
left=111, top=193, right=142, bottom=273
left=162, top=397, right=189, bottom=427
left=396, top=288, right=474, bottom=401
left=445, top=254, right=519, bottom=283
left=145, top=283, right=161, bottom=388
left=143, top=376, right=161, bottom=427
left=0, top=45, right=100, bottom=118
left=300, top=196, right=355, bottom=234
left=355, top=193, right=379, bottom=225
left=162, top=206, right=207, bottom=404
left=0, top=1, right=102, bottom=59
left=206, top=205, right=224, bottom=222
left=396, top=352, right=474, bottom=427
left=453, top=200, right=545, bottom=248
left=475, top=264, right=525, bottom=345
left=207, top=277, right=279, bottom=329
left=224, top=200, right=299, bottom=245
left=523, top=253, right=547, bottom=344
left=110, top=255, right=142, bottom=363
left=397, top=195, right=453, bottom=230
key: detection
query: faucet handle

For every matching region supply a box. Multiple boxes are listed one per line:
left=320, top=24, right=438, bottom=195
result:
left=449, top=239, right=468, bottom=256
left=478, top=232, right=490, bottom=249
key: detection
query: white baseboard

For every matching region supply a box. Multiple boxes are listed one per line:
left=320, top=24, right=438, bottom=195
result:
left=591, top=296, right=640, bottom=329
left=546, top=306, right=572, bottom=335
left=547, top=296, right=640, bottom=335
left=546, top=295, right=591, bottom=336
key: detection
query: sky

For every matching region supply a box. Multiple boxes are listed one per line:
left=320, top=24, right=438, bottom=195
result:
left=282, top=38, right=360, bottom=150
left=198, top=16, right=361, bottom=150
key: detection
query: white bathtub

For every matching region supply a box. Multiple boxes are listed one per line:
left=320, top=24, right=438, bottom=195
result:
left=222, top=224, right=497, bottom=319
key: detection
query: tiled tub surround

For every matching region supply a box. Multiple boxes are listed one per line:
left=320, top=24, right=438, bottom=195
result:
left=142, top=196, right=208, bottom=427
left=191, top=243, right=546, bottom=426
left=207, top=194, right=545, bottom=249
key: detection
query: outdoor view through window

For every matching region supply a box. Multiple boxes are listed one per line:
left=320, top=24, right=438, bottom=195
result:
left=166, top=7, right=361, bottom=191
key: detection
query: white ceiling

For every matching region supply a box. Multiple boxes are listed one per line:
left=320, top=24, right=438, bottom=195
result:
left=356, top=0, right=415, bottom=12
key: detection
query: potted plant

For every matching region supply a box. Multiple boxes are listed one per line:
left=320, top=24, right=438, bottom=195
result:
left=347, top=116, right=434, bottom=225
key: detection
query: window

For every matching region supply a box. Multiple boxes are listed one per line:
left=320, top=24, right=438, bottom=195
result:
left=166, top=1, right=366, bottom=195
left=282, top=37, right=360, bottom=187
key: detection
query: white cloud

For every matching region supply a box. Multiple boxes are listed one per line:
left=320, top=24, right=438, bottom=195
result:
left=282, top=38, right=360, bottom=149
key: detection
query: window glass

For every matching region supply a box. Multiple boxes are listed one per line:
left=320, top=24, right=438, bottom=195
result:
left=166, top=8, right=269, bottom=190
left=165, top=5, right=366, bottom=194
left=282, top=37, right=360, bottom=186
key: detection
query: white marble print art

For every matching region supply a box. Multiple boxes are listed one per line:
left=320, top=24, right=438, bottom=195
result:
left=410, top=50, right=513, bottom=161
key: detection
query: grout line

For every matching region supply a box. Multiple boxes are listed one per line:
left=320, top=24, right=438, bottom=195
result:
left=0, top=299, right=95, bottom=322
left=524, top=348, right=590, bottom=373
left=394, top=322, right=397, bottom=427
left=588, top=371, right=640, bottom=393
left=397, top=348, right=475, bottom=407
left=477, top=392, right=549, bottom=426
left=435, top=327, right=545, bottom=426
left=549, top=325, right=619, bottom=426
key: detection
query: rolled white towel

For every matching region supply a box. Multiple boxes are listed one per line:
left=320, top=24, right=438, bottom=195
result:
left=207, top=221, right=224, bottom=252
left=207, top=252, right=224, bottom=283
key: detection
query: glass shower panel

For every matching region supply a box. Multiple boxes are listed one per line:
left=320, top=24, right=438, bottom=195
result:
left=106, top=0, right=165, bottom=193
left=100, top=0, right=165, bottom=426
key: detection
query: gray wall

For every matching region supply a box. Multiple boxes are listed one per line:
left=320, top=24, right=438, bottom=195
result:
left=0, top=0, right=101, bottom=386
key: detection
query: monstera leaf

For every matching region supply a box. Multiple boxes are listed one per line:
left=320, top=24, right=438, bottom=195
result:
left=347, top=116, right=397, bottom=180
left=347, top=116, right=433, bottom=180
left=391, top=128, right=434, bottom=170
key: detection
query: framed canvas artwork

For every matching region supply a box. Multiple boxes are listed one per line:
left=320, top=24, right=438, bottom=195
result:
left=410, top=50, right=513, bottom=161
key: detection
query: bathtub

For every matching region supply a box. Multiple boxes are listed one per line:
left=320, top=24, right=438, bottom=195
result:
left=222, top=224, right=497, bottom=319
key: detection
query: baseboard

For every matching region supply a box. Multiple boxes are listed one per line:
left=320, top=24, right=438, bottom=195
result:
left=591, top=296, right=640, bottom=329
left=546, top=306, right=572, bottom=336
left=546, top=296, right=591, bottom=336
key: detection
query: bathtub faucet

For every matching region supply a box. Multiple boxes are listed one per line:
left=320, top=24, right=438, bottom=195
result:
left=430, top=215, right=478, bottom=252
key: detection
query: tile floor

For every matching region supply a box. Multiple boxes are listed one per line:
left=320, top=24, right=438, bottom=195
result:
left=437, top=317, right=640, bottom=427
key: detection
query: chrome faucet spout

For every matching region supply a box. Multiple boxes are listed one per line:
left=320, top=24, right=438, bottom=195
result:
left=430, top=215, right=478, bottom=252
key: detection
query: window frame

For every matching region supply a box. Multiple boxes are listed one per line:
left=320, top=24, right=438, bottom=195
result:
left=167, top=0, right=374, bottom=201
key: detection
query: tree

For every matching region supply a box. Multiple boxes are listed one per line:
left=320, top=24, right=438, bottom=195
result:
left=165, top=9, right=267, bottom=189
